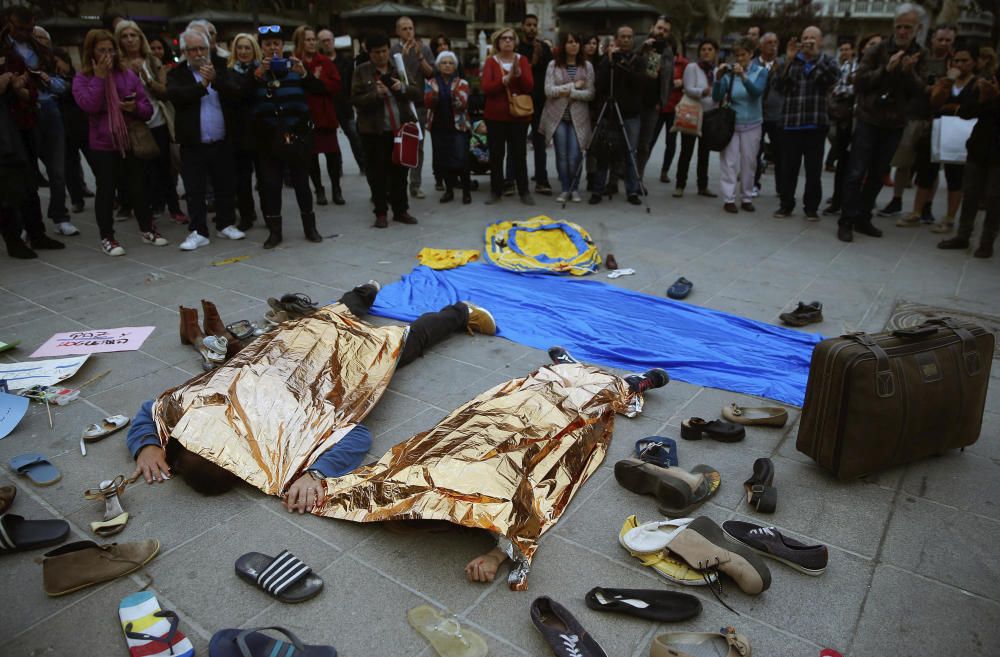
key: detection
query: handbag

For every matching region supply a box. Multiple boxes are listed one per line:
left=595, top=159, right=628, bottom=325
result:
left=931, top=115, right=976, bottom=164
left=507, top=87, right=534, bottom=119
left=127, top=120, right=160, bottom=160
left=385, top=96, right=421, bottom=168
left=671, top=95, right=703, bottom=137
left=701, top=73, right=736, bottom=152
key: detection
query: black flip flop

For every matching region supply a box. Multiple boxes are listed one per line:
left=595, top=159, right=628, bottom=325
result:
left=585, top=587, right=702, bottom=622
left=667, top=277, right=693, bottom=300
left=0, top=514, right=70, bottom=553
left=235, top=551, right=324, bottom=603
left=680, top=417, right=746, bottom=443
left=743, top=458, right=777, bottom=513
left=210, top=627, right=336, bottom=657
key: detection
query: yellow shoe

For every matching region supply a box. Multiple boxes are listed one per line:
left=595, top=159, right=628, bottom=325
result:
left=619, top=515, right=715, bottom=586
left=463, top=301, right=496, bottom=336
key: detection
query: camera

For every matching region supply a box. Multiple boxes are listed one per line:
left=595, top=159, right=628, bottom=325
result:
left=270, top=57, right=289, bottom=74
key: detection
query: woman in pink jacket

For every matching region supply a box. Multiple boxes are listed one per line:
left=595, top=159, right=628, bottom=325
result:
left=73, top=28, right=163, bottom=257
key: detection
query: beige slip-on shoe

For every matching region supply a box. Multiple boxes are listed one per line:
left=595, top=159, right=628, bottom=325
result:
left=41, top=539, right=159, bottom=596
left=721, top=403, right=788, bottom=427
left=651, top=627, right=751, bottom=657
left=664, top=517, right=771, bottom=595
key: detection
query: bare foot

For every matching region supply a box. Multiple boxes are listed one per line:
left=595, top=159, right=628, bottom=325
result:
left=465, top=547, right=507, bottom=583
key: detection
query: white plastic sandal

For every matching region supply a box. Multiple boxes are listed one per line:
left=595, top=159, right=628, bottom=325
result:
left=82, top=415, right=131, bottom=443
left=622, top=517, right=695, bottom=554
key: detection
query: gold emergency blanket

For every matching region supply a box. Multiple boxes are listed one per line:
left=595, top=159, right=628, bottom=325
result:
left=153, top=303, right=408, bottom=495
left=316, top=362, right=641, bottom=590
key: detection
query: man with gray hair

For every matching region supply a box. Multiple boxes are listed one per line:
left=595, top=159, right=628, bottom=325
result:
left=837, top=2, right=927, bottom=242
left=168, top=28, right=242, bottom=251
left=187, top=19, right=227, bottom=59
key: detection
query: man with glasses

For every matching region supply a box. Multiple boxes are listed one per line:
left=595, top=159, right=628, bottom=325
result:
left=168, top=28, right=242, bottom=251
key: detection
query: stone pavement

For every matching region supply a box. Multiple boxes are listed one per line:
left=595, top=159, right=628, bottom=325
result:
left=1, top=146, right=998, bottom=657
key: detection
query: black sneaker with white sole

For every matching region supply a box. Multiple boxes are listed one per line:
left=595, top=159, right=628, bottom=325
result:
left=548, top=346, right=579, bottom=365
left=531, top=596, right=609, bottom=657
left=722, top=520, right=828, bottom=575
left=625, top=368, right=669, bottom=393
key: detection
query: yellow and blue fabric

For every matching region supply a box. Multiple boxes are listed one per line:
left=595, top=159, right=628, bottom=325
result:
left=483, top=215, right=600, bottom=275
left=416, top=247, right=480, bottom=270
left=370, top=263, right=823, bottom=406
left=119, top=591, right=194, bottom=657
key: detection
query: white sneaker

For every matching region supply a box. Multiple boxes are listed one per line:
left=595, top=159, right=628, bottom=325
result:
left=101, top=238, right=126, bottom=256
left=571, top=191, right=582, bottom=203
left=179, top=232, right=210, bottom=251
left=140, top=230, right=168, bottom=246
left=751, top=186, right=760, bottom=198
left=218, top=225, right=246, bottom=240
left=555, top=192, right=568, bottom=203
left=55, top=221, right=80, bottom=236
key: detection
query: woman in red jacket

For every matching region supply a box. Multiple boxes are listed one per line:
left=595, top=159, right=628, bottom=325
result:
left=293, top=25, right=344, bottom=206
left=481, top=27, right=534, bottom=205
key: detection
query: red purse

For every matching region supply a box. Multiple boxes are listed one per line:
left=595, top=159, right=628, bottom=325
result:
left=386, top=97, right=421, bottom=169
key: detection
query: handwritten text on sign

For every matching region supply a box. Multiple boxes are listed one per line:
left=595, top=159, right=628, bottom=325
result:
left=30, top=327, right=156, bottom=358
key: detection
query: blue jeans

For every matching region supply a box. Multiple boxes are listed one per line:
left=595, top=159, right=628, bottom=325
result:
left=34, top=98, right=68, bottom=221
left=553, top=121, right=582, bottom=193
left=595, top=116, right=641, bottom=196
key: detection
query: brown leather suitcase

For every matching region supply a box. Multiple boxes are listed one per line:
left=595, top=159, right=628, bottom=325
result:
left=796, top=318, right=994, bottom=479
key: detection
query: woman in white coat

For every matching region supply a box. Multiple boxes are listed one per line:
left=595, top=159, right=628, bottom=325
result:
left=674, top=39, right=719, bottom=198
left=540, top=32, right=595, bottom=202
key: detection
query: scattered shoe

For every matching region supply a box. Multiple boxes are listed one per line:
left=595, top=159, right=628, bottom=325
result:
left=650, top=627, right=751, bottom=657
left=937, top=236, right=969, bottom=250
left=218, top=225, right=246, bottom=240
left=723, top=520, right=828, bottom=575
left=210, top=627, right=335, bottom=657
left=408, top=605, right=488, bottom=657
left=463, top=302, right=496, bottom=336
left=742, top=457, right=777, bottom=513
left=42, top=538, right=160, bottom=596
left=780, top=301, right=823, bottom=326
left=10, top=453, right=62, bottom=486
left=614, top=459, right=720, bottom=516
left=101, top=238, right=126, bottom=256
left=773, top=207, right=793, bottom=218
left=0, top=514, right=69, bottom=553
left=877, top=197, right=902, bottom=216
left=680, top=417, right=745, bottom=443
left=667, top=277, right=693, bottom=300
left=665, top=516, right=772, bottom=595
left=531, top=596, right=609, bottom=657
left=119, top=592, right=195, bottom=657
left=140, top=231, right=168, bottom=246
left=585, top=587, right=702, bottom=623
left=83, top=475, right=131, bottom=536
left=604, top=253, right=618, bottom=270
left=179, top=232, right=210, bottom=251
left=619, top=515, right=716, bottom=586
left=548, top=345, right=579, bottom=365
left=635, top=436, right=678, bottom=467
left=54, top=221, right=80, bottom=236
left=82, top=415, right=130, bottom=443
left=721, top=402, right=788, bottom=427
left=269, top=293, right=318, bottom=318
left=625, top=368, right=669, bottom=394
left=235, top=550, right=324, bottom=603
left=621, top=517, right=695, bottom=554
left=0, top=484, right=14, bottom=514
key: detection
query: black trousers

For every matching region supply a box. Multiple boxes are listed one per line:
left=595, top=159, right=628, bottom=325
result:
left=489, top=120, right=529, bottom=197
left=234, top=148, right=257, bottom=221
left=361, top=132, right=408, bottom=216
left=181, top=141, right=237, bottom=237
left=649, top=112, right=678, bottom=174
left=840, top=120, right=903, bottom=226
left=92, top=150, right=152, bottom=240
left=676, top=133, right=709, bottom=190
left=338, top=284, right=468, bottom=368
left=956, top=159, right=1000, bottom=244
left=309, top=151, right=342, bottom=194
left=829, top=120, right=853, bottom=207
left=148, top=125, right=182, bottom=214
left=64, top=136, right=95, bottom=207
left=258, top=153, right=312, bottom=218
left=16, top=129, right=47, bottom=240
left=779, top=127, right=827, bottom=213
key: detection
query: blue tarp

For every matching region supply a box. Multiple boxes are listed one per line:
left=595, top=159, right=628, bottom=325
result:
left=371, top=264, right=822, bottom=406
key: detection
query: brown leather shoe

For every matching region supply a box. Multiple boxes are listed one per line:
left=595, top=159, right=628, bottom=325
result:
left=42, top=539, right=159, bottom=596
left=723, top=202, right=738, bottom=214
left=373, top=214, right=388, bottom=228
left=665, top=517, right=771, bottom=595
left=201, top=299, right=243, bottom=357
left=393, top=211, right=418, bottom=225
left=178, top=306, right=203, bottom=345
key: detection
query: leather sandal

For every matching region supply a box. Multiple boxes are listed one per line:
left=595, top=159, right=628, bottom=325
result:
left=743, top=458, right=777, bottom=513
left=721, top=402, right=788, bottom=427
left=680, top=417, right=745, bottom=442
left=651, top=627, right=751, bottom=657
left=614, top=459, right=721, bottom=516
left=619, top=516, right=715, bottom=587
left=84, top=474, right=137, bottom=537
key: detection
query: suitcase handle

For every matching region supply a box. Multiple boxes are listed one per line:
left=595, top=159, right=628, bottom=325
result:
left=891, top=325, right=939, bottom=339
left=925, top=317, right=982, bottom=376
left=846, top=332, right=895, bottom=398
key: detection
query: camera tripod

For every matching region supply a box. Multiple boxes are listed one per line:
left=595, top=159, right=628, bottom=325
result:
left=563, top=60, right=650, bottom=214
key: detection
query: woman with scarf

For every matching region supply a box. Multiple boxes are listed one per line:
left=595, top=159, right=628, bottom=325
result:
left=218, top=33, right=262, bottom=230
left=115, top=20, right=186, bottom=225
left=424, top=50, right=472, bottom=204
left=293, top=25, right=343, bottom=208
left=73, top=28, right=162, bottom=256
left=674, top=39, right=719, bottom=198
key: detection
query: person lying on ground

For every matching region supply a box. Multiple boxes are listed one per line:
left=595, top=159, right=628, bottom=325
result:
left=124, top=279, right=497, bottom=516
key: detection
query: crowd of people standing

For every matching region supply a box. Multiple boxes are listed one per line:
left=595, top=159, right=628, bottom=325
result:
left=2, top=3, right=998, bottom=262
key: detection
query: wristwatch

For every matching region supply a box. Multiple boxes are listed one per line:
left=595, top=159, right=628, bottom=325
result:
left=306, top=469, right=325, bottom=481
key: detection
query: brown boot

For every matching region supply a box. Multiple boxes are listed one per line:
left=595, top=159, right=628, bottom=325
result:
left=41, top=539, right=159, bottom=596
left=178, top=306, right=203, bottom=345
left=665, top=517, right=771, bottom=595
left=201, top=299, right=243, bottom=356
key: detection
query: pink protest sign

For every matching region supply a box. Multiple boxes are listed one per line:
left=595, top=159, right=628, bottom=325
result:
left=30, top=327, right=156, bottom=358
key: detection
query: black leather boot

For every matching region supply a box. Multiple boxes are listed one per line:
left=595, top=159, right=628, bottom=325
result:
left=331, top=152, right=345, bottom=205
left=263, top=215, right=283, bottom=249
left=301, top=211, right=322, bottom=243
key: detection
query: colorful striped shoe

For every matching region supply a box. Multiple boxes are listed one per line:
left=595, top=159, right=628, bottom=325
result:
left=119, top=591, right=195, bottom=657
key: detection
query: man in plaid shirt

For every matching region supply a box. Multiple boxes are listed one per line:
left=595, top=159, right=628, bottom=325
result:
left=773, top=26, right=840, bottom=220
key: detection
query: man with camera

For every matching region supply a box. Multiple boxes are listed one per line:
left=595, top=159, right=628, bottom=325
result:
left=589, top=25, right=647, bottom=206
left=636, top=15, right=674, bottom=180
left=352, top=31, right=422, bottom=228
left=837, top=3, right=927, bottom=242
left=168, top=28, right=242, bottom=252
